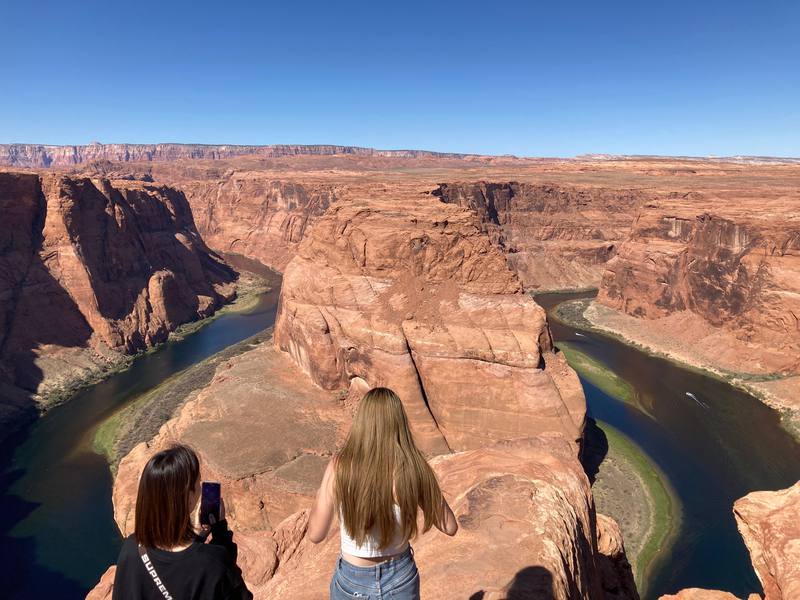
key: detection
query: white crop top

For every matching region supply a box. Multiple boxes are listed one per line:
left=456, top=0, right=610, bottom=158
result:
left=339, top=504, right=409, bottom=558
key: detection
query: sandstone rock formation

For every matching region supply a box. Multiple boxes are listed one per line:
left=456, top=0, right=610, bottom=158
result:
left=0, top=171, right=236, bottom=438
left=112, top=342, right=349, bottom=538
left=0, top=143, right=486, bottom=168
left=182, top=175, right=338, bottom=270
left=74, top=153, right=800, bottom=600
left=255, top=436, right=625, bottom=600
left=597, top=193, right=800, bottom=376
left=733, top=481, right=800, bottom=600
left=92, top=331, right=632, bottom=599
left=592, top=191, right=800, bottom=421
left=274, top=193, right=586, bottom=454
left=86, top=182, right=644, bottom=599
left=85, top=566, right=116, bottom=600
left=596, top=513, right=639, bottom=600
left=434, top=182, right=645, bottom=291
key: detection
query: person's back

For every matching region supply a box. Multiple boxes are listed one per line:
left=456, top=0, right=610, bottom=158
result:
left=307, top=387, right=458, bottom=600
left=111, top=445, right=251, bottom=600
left=113, top=531, right=237, bottom=600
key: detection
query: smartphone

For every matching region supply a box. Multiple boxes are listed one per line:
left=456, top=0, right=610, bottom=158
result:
left=199, top=481, right=221, bottom=526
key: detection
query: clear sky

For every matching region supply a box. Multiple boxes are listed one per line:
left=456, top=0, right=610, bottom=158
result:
left=2, top=0, right=798, bottom=157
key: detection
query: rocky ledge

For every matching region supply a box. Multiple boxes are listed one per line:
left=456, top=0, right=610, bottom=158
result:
left=92, top=338, right=636, bottom=600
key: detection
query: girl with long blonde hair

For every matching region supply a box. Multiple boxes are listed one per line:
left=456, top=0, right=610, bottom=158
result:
left=308, top=387, right=458, bottom=599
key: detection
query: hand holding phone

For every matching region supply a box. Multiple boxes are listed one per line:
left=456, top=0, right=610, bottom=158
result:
left=200, top=481, right=222, bottom=526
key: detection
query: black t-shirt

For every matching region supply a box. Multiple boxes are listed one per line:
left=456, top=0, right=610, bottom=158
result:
left=111, top=520, right=251, bottom=600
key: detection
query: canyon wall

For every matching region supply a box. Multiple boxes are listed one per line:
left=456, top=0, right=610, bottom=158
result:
left=596, top=193, right=800, bottom=377
left=182, top=175, right=338, bottom=271
left=433, top=181, right=645, bottom=291
left=0, top=143, right=484, bottom=168
left=274, top=192, right=586, bottom=454
left=0, top=172, right=236, bottom=438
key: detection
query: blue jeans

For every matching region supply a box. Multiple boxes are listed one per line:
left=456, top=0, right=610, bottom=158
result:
left=329, top=546, right=420, bottom=600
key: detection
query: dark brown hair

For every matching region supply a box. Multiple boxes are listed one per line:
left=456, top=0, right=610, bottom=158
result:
left=134, top=444, right=200, bottom=549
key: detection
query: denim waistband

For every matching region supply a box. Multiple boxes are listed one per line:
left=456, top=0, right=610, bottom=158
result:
left=337, top=545, right=414, bottom=579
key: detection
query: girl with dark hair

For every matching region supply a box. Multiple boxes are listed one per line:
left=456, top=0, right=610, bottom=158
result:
left=111, top=444, right=251, bottom=600
left=307, top=387, right=458, bottom=600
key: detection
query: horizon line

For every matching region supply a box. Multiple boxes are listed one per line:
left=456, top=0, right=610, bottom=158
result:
left=1, top=141, right=799, bottom=163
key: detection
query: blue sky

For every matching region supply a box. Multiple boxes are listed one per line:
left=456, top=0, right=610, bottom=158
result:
left=2, top=0, right=798, bottom=156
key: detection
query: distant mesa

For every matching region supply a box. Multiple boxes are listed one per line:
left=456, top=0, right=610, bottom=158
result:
left=0, top=142, right=505, bottom=168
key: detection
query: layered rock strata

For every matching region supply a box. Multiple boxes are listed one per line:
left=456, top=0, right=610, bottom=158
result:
left=433, top=181, right=645, bottom=291
left=598, top=194, right=800, bottom=373
left=88, top=190, right=643, bottom=599
left=182, top=175, right=338, bottom=270
left=595, top=193, right=800, bottom=418
left=0, top=143, right=484, bottom=168
left=0, top=172, right=236, bottom=438
left=274, top=194, right=586, bottom=454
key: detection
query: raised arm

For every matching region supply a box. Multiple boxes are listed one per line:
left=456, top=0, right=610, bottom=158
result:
left=435, top=493, right=458, bottom=536
left=307, top=458, right=337, bottom=543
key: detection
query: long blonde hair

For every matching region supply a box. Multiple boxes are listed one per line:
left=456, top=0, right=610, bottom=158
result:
left=334, top=387, right=444, bottom=548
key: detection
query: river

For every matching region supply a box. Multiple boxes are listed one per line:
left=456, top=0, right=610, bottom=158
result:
left=536, top=292, right=800, bottom=599
left=1, top=284, right=797, bottom=599
left=0, top=272, right=281, bottom=600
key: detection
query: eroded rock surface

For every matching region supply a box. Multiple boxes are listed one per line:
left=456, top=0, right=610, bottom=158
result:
left=0, top=172, right=236, bottom=438
left=734, top=481, right=800, bottom=600
left=112, top=342, right=349, bottom=537
left=434, top=182, right=645, bottom=291
left=274, top=194, right=586, bottom=454
left=256, top=436, right=621, bottom=600
left=100, top=338, right=631, bottom=600
left=597, top=194, right=800, bottom=377
left=182, top=175, right=338, bottom=270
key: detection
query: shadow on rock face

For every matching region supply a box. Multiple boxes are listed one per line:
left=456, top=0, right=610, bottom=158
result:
left=468, top=565, right=554, bottom=599
left=580, top=417, right=609, bottom=484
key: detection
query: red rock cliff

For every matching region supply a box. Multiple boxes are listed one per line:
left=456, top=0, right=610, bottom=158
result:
left=433, top=181, right=645, bottom=291
left=733, top=481, right=800, bottom=600
left=597, top=193, right=800, bottom=376
left=182, top=174, right=338, bottom=270
left=274, top=192, right=586, bottom=454
left=0, top=172, right=236, bottom=437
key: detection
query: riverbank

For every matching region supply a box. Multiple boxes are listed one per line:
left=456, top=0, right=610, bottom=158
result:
left=0, top=269, right=271, bottom=447
left=553, top=299, right=800, bottom=440
left=557, top=341, right=637, bottom=407
left=585, top=419, right=680, bottom=594
left=92, top=327, right=273, bottom=469
left=91, top=274, right=275, bottom=469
